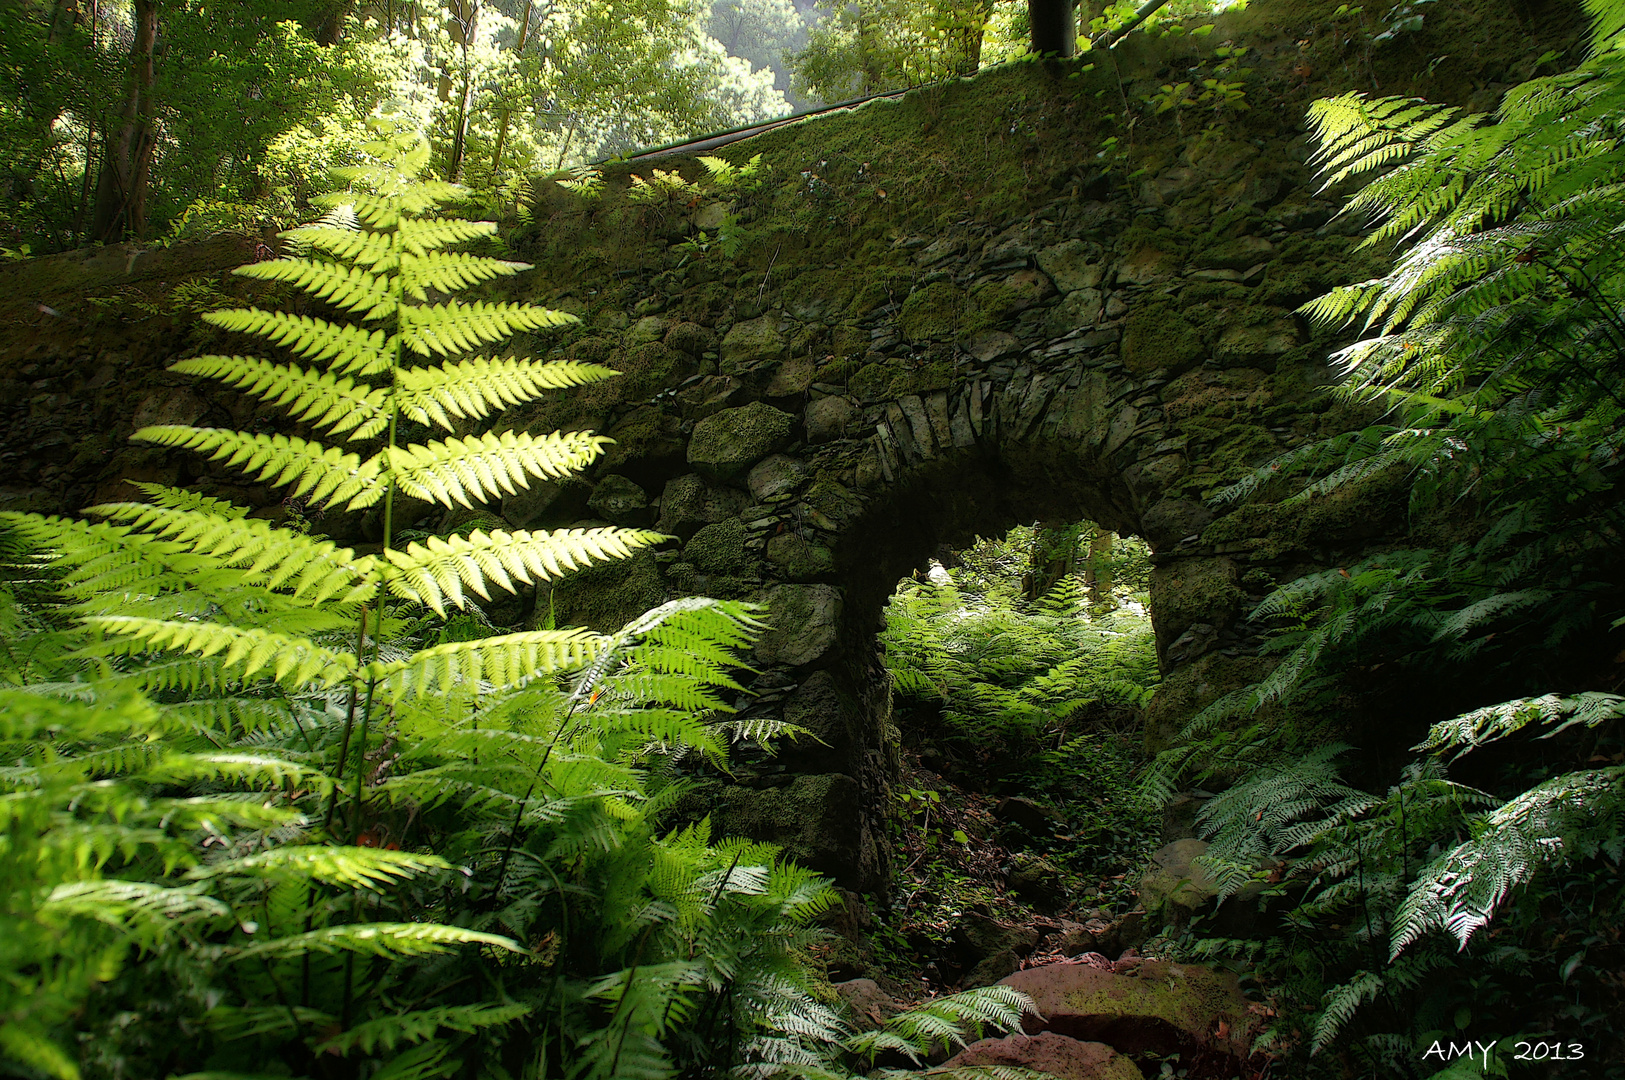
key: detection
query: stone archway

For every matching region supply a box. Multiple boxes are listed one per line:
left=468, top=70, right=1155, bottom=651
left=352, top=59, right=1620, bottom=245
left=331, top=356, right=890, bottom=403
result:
left=0, top=0, right=1572, bottom=894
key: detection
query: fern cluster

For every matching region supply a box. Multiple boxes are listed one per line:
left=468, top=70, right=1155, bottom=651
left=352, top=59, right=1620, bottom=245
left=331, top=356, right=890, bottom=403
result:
left=1146, top=1, right=1625, bottom=1069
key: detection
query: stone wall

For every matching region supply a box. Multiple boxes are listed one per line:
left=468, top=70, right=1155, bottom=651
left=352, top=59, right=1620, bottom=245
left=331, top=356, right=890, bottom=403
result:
left=0, top=0, right=1586, bottom=893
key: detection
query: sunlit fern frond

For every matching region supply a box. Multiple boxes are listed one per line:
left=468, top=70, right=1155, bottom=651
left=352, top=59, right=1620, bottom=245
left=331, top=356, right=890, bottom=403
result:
left=397, top=250, right=528, bottom=299
left=1414, top=692, right=1625, bottom=758
left=131, top=426, right=383, bottom=509
left=385, top=430, right=612, bottom=509
left=128, top=481, right=250, bottom=519
left=281, top=224, right=393, bottom=266
left=382, top=526, right=663, bottom=615
left=201, top=309, right=395, bottom=376
left=391, top=214, right=498, bottom=254
left=397, top=357, right=619, bottom=429
left=232, top=921, right=524, bottom=961
left=234, top=258, right=396, bottom=319
left=398, top=300, right=576, bottom=356
left=85, top=615, right=359, bottom=687
left=1390, top=766, right=1625, bottom=957
left=0, top=511, right=231, bottom=602
left=372, top=628, right=608, bottom=698
left=167, top=355, right=390, bottom=439
left=187, top=846, right=451, bottom=890
left=85, top=501, right=378, bottom=604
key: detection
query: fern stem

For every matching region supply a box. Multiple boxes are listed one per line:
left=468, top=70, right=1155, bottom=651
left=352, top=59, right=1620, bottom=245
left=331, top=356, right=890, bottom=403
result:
left=326, top=604, right=371, bottom=830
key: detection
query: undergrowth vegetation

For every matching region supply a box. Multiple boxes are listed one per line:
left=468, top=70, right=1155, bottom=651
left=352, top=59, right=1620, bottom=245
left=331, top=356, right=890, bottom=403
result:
left=1144, top=0, right=1625, bottom=1073
left=872, top=528, right=1163, bottom=977
left=0, top=128, right=1048, bottom=1080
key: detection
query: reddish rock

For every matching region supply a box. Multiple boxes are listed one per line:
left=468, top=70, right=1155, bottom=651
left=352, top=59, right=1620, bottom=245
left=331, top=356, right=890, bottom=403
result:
left=999, top=960, right=1253, bottom=1071
left=942, top=1031, right=1143, bottom=1080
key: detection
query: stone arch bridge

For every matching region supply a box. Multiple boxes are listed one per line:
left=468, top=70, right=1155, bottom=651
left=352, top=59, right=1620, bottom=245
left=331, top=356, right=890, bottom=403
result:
left=0, top=0, right=1575, bottom=893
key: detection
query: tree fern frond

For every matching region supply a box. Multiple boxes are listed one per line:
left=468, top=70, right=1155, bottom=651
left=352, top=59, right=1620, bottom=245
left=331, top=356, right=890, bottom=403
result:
left=128, top=482, right=250, bottom=519
left=233, top=258, right=396, bottom=319
left=130, top=426, right=382, bottom=509
left=315, top=1002, right=529, bottom=1056
left=281, top=224, right=394, bottom=266
left=386, top=430, right=614, bottom=509
left=397, top=357, right=619, bottom=429
left=398, top=300, right=576, bottom=356
left=1414, top=692, right=1625, bottom=758
left=233, top=921, right=524, bottom=961
left=85, top=502, right=377, bottom=604
left=383, top=526, right=661, bottom=614
left=167, top=356, right=389, bottom=439
left=201, top=309, right=395, bottom=376
left=85, top=616, right=359, bottom=686
left=1390, top=766, right=1625, bottom=956
left=397, top=251, right=528, bottom=299
left=41, top=880, right=230, bottom=925
left=186, top=846, right=451, bottom=890
left=393, top=215, right=499, bottom=254
left=372, top=629, right=608, bottom=696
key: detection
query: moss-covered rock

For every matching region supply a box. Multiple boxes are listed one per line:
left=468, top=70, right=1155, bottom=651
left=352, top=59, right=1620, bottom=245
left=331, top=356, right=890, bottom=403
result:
left=685, top=518, right=753, bottom=575
left=715, top=773, right=870, bottom=882
left=687, top=401, right=795, bottom=483
left=542, top=549, right=668, bottom=633
left=720, top=314, right=787, bottom=372
left=1122, top=303, right=1205, bottom=374
left=898, top=280, right=964, bottom=342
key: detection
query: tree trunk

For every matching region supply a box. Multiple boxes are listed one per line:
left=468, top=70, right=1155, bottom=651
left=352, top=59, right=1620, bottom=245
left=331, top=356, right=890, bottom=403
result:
left=442, top=0, right=477, bottom=181
left=489, top=0, right=534, bottom=183
left=1028, top=0, right=1076, bottom=56
left=88, top=0, right=158, bottom=243
left=1023, top=521, right=1074, bottom=602
left=1084, top=529, right=1114, bottom=607
left=316, top=0, right=355, bottom=45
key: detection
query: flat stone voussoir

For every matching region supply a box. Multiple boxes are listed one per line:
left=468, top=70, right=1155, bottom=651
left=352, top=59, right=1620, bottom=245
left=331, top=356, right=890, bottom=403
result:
left=999, top=960, right=1254, bottom=1068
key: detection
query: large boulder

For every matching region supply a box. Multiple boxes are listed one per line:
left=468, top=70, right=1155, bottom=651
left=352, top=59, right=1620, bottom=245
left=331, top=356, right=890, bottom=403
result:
left=656, top=474, right=748, bottom=540
left=754, top=584, right=841, bottom=667
left=1137, top=839, right=1220, bottom=922
left=832, top=978, right=898, bottom=1032
left=998, top=961, right=1253, bottom=1064
left=687, top=401, right=795, bottom=484
left=942, top=1031, right=1143, bottom=1080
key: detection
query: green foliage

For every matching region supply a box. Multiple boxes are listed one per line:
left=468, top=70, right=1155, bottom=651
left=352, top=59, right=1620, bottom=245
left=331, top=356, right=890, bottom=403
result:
left=0, top=128, right=896, bottom=1080
left=1164, top=4, right=1625, bottom=1068
left=884, top=574, right=1158, bottom=755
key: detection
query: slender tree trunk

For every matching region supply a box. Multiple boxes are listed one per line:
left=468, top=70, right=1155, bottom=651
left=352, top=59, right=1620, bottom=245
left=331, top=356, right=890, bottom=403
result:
left=489, top=0, right=534, bottom=183
left=1084, top=529, right=1114, bottom=607
left=316, top=0, right=354, bottom=44
left=1023, top=521, right=1074, bottom=602
left=441, top=0, right=477, bottom=182
left=1028, top=0, right=1076, bottom=56
left=89, top=0, right=158, bottom=243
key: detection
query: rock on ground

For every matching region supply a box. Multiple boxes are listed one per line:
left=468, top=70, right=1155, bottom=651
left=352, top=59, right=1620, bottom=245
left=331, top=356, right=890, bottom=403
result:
left=999, top=960, right=1253, bottom=1066
left=943, top=1031, right=1143, bottom=1080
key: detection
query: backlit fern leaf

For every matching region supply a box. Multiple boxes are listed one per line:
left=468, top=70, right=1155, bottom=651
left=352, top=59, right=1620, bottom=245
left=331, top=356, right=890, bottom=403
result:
left=385, top=430, right=612, bottom=508
left=233, top=922, right=524, bottom=961
left=201, top=309, right=394, bottom=376
left=392, top=215, right=498, bottom=254
left=86, top=616, right=358, bottom=686
left=167, top=355, right=389, bottom=439
left=234, top=258, right=396, bottom=319
left=372, top=628, right=608, bottom=697
left=383, top=527, right=663, bottom=615
left=314, top=1003, right=530, bottom=1056
left=131, top=426, right=381, bottom=509
left=398, top=300, right=576, bottom=356
left=282, top=224, right=394, bottom=266
left=86, top=502, right=376, bottom=604
left=187, top=846, right=451, bottom=890
left=1390, top=767, right=1625, bottom=956
left=397, top=357, right=619, bottom=429
left=397, top=250, right=527, bottom=299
